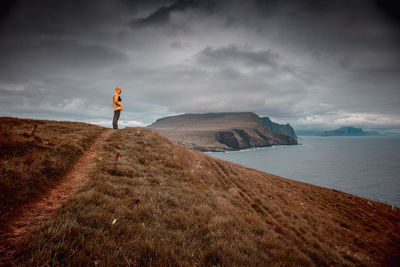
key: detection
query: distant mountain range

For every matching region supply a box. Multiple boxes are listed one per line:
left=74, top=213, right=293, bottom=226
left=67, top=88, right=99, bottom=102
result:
left=320, top=127, right=380, bottom=136
left=148, top=112, right=297, bottom=151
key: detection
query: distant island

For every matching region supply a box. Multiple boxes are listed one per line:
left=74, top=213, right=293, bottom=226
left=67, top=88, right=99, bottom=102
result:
left=320, top=126, right=380, bottom=136
left=148, top=112, right=297, bottom=151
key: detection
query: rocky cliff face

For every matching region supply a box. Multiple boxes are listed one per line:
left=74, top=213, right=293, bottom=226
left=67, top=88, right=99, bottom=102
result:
left=148, top=112, right=297, bottom=151
left=260, top=117, right=297, bottom=138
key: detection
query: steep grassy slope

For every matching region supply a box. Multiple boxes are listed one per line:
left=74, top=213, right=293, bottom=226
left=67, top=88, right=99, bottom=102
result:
left=8, top=127, right=400, bottom=266
left=148, top=112, right=297, bottom=151
left=0, top=117, right=105, bottom=228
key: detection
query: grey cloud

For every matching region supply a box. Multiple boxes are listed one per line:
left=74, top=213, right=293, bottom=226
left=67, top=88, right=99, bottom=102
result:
left=0, top=0, right=399, bottom=129
left=0, top=39, right=127, bottom=90
left=195, top=45, right=283, bottom=69
left=170, top=40, right=192, bottom=49
left=128, top=44, right=309, bottom=119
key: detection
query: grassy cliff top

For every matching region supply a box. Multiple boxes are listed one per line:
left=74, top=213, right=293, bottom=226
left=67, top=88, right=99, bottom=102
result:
left=150, top=112, right=262, bottom=131
left=0, top=117, right=105, bottom=225
left=1, top=119, right=399, bottom=266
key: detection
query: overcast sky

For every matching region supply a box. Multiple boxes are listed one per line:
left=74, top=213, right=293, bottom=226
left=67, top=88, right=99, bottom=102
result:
left=0, top=0, right=399, bottom=131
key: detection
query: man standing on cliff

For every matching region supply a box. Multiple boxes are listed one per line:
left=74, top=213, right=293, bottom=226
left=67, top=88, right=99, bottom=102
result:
left=112, top=86, right=123, bottom=129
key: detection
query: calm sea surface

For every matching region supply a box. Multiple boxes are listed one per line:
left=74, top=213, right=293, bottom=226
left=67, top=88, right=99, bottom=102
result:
left=209, top=136, right=400, bottom=207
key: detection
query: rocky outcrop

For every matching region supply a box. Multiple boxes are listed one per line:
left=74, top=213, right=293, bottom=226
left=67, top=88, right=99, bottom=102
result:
left=215, top=129, right=271, bottom=150
left=215, top=131, right=240, bottom=149
left=260, top=117, right=297, bottom=139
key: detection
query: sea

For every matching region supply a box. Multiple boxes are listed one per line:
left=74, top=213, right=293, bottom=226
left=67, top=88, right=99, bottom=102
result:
left=208, top=136, right=400, bottom=207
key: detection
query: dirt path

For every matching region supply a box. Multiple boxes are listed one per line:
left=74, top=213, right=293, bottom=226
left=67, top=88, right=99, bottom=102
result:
left=0, top=129, right=112, bottom=261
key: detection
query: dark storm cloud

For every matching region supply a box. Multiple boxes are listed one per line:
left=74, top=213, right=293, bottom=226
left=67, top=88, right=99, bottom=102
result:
left=0, top=0, right=399, bottom=130
left=0, top=0, right=15, bottom=19
left=133, top=0, right=198, bottom=26
left=0, top=39, right=126, bottom=79
left=374, top=0, right=400, bottom=24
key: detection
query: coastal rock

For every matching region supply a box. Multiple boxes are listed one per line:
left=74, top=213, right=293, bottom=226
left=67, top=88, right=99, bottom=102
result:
left=260, top=117, right=297, bottom=138
left=148, top=112, right=297, bottom=151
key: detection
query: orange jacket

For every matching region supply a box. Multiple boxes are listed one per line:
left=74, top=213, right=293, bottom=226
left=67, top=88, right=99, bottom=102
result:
left=113, top=87, right=123, bottom=111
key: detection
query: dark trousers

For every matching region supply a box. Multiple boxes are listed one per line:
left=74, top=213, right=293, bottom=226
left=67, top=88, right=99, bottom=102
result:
left=113, top=110, right=121, bottom=129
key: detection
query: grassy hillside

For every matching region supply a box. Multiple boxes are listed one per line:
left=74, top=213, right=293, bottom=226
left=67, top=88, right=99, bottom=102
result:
left=0, top=117, right=105, bottom=228
left=6, top=125, right=400, bottom=266
left=148, top=112, right=297, bottom=151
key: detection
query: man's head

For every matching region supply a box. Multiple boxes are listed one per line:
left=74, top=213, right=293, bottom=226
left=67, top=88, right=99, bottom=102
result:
left=115, top=87, right=122, bottom=94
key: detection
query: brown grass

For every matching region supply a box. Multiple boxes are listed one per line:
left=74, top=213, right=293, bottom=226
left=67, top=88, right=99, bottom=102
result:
left=2, top=122, right=400, bottom=266
left=0, top=117, right=105, bottom=228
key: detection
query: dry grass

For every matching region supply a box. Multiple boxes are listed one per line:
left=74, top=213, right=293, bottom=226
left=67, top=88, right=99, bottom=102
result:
left=2, top=123, right=400, bottom=266
left=0, top=117, right=105, bottom=228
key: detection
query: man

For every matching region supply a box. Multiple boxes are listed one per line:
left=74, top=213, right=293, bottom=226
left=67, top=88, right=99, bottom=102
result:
left=112, top=86, right=123, bottom=129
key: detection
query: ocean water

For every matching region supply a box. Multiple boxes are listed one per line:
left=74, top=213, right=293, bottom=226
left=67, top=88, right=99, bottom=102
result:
left=208, top=136, right=400, bottom=207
